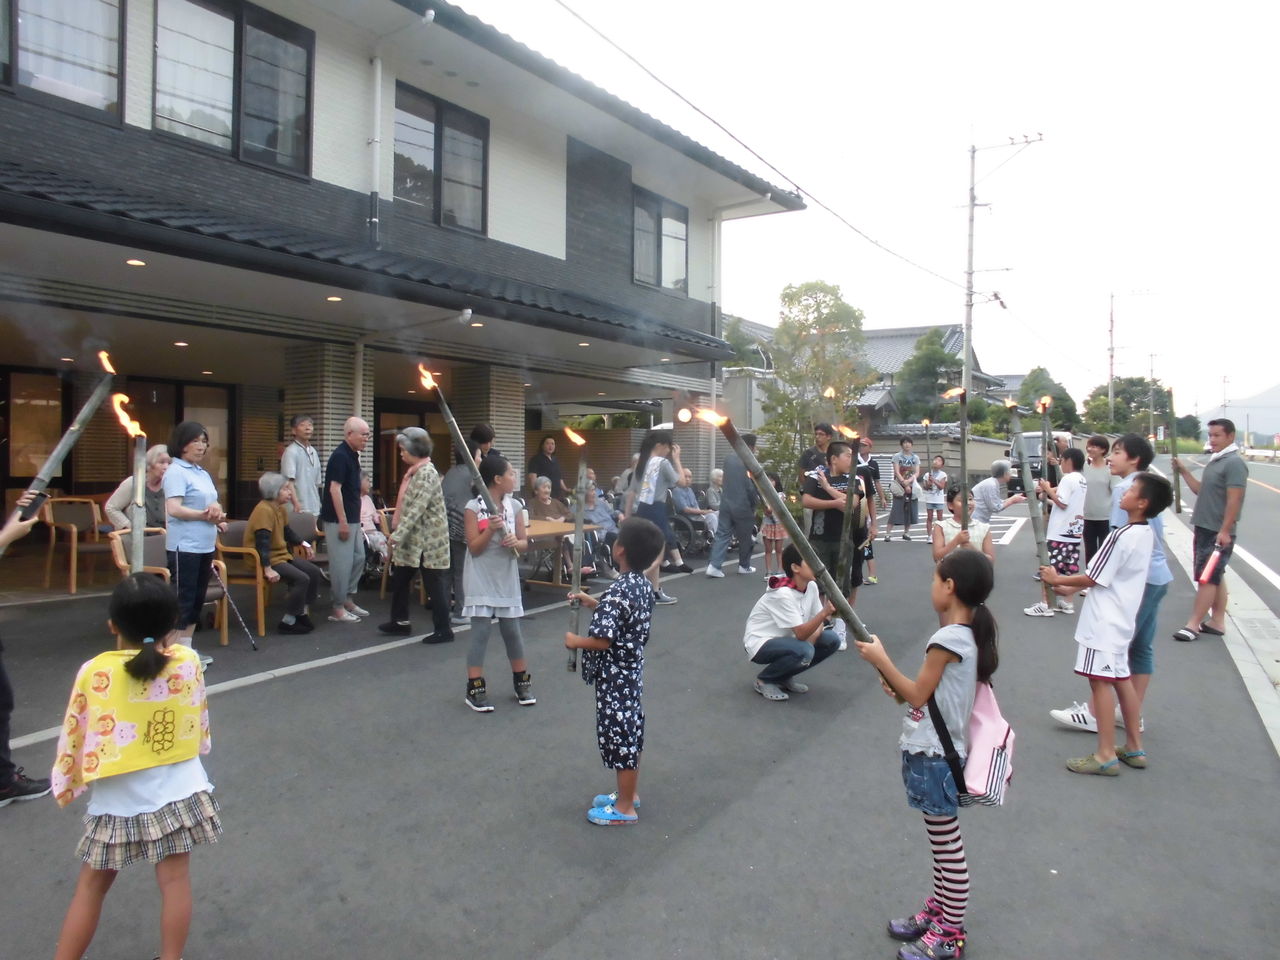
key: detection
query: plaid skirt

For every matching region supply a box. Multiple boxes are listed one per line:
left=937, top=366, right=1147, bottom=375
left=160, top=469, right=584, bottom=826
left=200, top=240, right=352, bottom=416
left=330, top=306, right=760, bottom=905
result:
left=77, top=791, right=222, bottom=870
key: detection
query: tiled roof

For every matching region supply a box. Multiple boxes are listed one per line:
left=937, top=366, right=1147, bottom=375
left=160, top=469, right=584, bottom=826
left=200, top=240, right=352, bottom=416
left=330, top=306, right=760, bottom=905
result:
left=0, top=160, right=732, bottom=360
left=862, top=325, right=966, bottom=376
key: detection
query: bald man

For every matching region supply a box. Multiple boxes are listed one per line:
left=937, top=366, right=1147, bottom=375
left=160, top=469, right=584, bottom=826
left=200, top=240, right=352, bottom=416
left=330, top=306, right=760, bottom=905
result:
left=323, top=416, right=371, bottom=622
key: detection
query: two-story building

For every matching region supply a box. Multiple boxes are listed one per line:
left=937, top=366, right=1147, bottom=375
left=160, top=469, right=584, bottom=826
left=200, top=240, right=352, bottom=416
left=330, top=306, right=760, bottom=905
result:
left=0, top=0, right=802, bottom=513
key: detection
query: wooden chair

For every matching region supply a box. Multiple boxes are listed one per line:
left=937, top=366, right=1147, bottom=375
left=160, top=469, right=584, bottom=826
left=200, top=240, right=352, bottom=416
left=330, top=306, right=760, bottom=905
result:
left=105, top=529, right=229, bottom=647
left=286, top=510, right=327, bottom=570
left=215, top=520, right=268, bottom=637
left=42, top=497, right=114, bottom=594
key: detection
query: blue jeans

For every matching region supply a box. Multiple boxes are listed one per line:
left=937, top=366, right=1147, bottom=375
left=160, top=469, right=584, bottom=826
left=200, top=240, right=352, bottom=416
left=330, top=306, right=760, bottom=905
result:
left=1129, top=581, right=1169, bottom=675
left=750, top=629, right=840, bottom=683
left=709, top=506, right=755, bottom=571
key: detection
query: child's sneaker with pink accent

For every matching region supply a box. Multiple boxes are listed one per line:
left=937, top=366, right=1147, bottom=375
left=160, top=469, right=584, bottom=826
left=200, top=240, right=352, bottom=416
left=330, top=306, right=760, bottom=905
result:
left=897, top=920, right=966, bottom=960
left=887, top=897, right=942, bottom=941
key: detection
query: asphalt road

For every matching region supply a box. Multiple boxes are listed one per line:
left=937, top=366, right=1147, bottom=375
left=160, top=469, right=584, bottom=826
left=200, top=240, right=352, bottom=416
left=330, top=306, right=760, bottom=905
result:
left=2, top=508, right=1277, bottom=959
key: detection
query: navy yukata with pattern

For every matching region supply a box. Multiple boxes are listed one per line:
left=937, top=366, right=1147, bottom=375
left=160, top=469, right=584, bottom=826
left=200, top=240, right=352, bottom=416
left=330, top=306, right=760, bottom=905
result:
left=580, top=570, right=654, bottom=770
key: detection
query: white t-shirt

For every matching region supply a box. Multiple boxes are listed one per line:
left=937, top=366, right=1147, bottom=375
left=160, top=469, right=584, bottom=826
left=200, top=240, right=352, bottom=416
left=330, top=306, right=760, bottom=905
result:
left=1075, top=522, right=1154, bottom=656
left=87, top=756, right=214, bottom=816
left=742, top=580, right=822, bottom=657
left=1046, top=472, right=1087, bottom=543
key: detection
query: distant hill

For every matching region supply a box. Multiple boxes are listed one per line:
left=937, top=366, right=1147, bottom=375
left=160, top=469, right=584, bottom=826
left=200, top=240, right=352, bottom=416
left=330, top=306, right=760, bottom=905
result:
left=1198, top=380, right=1280, bottom=441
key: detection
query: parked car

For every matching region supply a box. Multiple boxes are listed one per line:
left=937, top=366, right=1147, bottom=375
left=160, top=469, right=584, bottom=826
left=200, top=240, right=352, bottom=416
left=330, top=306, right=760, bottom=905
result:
left=1005, top=430, right=1075, bottom=493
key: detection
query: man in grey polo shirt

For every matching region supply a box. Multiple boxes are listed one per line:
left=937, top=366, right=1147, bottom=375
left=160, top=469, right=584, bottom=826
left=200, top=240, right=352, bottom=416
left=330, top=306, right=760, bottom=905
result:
left=1171, top=418, right=1248, bottom=641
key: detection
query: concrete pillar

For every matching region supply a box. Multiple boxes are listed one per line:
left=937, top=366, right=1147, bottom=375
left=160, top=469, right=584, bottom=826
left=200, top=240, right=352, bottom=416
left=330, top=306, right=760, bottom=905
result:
left=283, top=342, right=374, bottom=468
left=448, top=365, right=526, bottom=472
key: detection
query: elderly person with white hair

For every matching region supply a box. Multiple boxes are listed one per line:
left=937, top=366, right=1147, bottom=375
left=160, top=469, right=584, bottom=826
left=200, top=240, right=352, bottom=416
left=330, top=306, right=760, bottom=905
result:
left=971, top=459, right=1028, bottom=525
left=379, top=427, right=453, bottom=642
left=244, top=472, right=324, bottom=634
left=322, top=416, right=371, bottom=623
left=105, top=444, right=171, bottom=529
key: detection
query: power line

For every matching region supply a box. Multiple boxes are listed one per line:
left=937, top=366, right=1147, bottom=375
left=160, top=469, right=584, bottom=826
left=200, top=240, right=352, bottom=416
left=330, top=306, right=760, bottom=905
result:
left=546, top=0, right=970, bottom=292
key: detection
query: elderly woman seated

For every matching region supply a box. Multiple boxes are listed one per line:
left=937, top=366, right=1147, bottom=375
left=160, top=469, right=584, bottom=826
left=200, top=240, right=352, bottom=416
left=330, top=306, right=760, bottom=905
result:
left=105, top=444, right=172, bottom=529
left=527, top=476, right=569, bottom=522
left=243, top=472, right=324, bottom=635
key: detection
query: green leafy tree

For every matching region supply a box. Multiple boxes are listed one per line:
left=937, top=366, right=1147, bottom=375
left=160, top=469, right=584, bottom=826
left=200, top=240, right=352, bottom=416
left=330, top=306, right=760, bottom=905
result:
left=755, top=281, right=878, bottom=491
left=895, top=329, right=962, bottom=422
left=1017, top=367, right=1080, bottom=431
left=1081, top=376, right=1169, bottom=434
left=1176, top=414, right=1201, bottom=439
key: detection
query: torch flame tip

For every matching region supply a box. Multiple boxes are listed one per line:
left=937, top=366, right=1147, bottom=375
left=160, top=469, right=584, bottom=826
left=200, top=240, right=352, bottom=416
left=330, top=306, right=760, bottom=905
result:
left=98, top=350, right=116, bottom=375
left=695, top=408, right=728, bottom=427
left=417, top=362, right=438, bottom=390
left=111, top=393, right=144, bottom=438
left=563, top=426, right=586, bottom=446
left=835, top=425, right=858, bottom=439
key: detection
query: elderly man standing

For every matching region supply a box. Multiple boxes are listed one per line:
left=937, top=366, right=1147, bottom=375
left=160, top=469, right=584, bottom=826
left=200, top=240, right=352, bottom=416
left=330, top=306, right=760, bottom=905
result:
left=1171, top=418, right=1248, bottom=641
left=280, top=414, right=323, bottom=516
left=972, top=459, right=1028, bottom=524
left=705, top=433, right=760, bottom=578
left=323, top=416, right=371, bottom=623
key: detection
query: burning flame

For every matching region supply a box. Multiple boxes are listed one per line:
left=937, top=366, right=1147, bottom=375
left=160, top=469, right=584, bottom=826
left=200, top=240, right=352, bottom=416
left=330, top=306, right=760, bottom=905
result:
left=98, top=351, right=116, bottom=374
left=1038, top=394, right=1054, bottom=409
left=1004, top=397, right=1018, bottom=409
left=695, top=409, right=728, bottom=428
left=941, top=386, right=965, bottom=400
left=418, top=363, right=437, bottom=391
left=111, top=394, right=144, bottom=438
left=822, top=386, right=836, bottom=399
left=563, top=426, right=586, bottom=446
left=921, top=418, right=931, bottom=428
left=836, top=425, right=858, bottom=439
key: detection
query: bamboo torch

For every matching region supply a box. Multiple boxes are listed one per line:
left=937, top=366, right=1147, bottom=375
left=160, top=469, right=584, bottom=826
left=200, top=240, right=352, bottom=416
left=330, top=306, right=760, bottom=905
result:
left=1166, top=388, right=1182, bottom=512
left=834, top=425, right=860, bottom=595
left=697, top=410, right=873, bottom=645
left=564, top=426, right=588, bottom=672
left=111, top=394, right=147, bottom=572
left=417, top=364, right=518, bottom=558
left=1005, top=400, right=1052, bottom=603
left=1, top=351, right=116, bottom=556
left=1037, top=395, right=1054, bottom=482
left=922, top=418, right=932, bottom=476
left=941, top=386, right=968, bottom=528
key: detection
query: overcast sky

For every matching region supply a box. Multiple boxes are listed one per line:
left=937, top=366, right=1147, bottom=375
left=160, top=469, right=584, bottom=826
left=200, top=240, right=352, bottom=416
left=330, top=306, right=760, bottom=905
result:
left=459, top=1, right=1280, bottom=425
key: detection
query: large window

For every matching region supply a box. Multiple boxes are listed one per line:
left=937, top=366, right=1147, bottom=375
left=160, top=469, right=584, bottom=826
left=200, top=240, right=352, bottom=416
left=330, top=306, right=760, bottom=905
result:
left=9, top=0, right=123, bottom=114
left=633, top=188, right=687, bottom=293
left=154, top=0, right=313, bottom=174
left=393, top=82, right=488, bottom=233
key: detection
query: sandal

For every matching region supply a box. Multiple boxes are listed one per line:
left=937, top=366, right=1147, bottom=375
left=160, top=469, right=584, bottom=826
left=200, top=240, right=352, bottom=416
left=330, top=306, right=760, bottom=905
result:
left=1066, top=754, right=1121, bottom=776
left=1118, top=749, right=1148, bottom=769
left=587, top=803, right=638, bottom=826
left=1171, top=628, right=1199, bottom=642
left=753, top=679, right=789, bottom=701
left=1198, top=623, right=1226, bottom=636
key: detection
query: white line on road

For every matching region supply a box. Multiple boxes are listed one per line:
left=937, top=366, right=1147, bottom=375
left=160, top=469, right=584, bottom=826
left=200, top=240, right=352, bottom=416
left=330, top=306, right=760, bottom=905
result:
left=996, top=517, right=1027, bottom=545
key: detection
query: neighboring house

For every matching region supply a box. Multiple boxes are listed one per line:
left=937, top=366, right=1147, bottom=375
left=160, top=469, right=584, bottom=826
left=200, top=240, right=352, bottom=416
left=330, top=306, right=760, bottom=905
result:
left=987, top=373, right=1026, bottom=405
left=0, top=0, right=802, bottom=509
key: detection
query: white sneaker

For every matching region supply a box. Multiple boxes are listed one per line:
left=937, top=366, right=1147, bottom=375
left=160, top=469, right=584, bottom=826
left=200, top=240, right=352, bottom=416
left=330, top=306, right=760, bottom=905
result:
left=1049, top=700, right=1097, bottom=732
left=704, top=566, right=725, bottom=578
left=738, top=565, right=756, bottom=575
left=1055, top=600, right=1075, bottom=614
left=832, top=618, right=848, bottom=651
left=1114, top=704, right=1145, bottom=732
left=1023, top=601, right=1054, bottom=617
left=346, top=603, right=370, bottom=618
left=329, top=610, right=361, bottom=623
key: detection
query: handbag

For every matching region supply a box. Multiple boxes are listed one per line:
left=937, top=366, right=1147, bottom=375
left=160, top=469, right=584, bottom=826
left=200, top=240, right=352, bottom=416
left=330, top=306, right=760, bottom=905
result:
left=926, top=682, right=1015, bottom=807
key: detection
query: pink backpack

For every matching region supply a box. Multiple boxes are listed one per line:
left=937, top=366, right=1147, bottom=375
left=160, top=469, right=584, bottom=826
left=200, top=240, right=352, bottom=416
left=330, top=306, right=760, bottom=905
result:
left=927, top=682, right=1015, bottom=807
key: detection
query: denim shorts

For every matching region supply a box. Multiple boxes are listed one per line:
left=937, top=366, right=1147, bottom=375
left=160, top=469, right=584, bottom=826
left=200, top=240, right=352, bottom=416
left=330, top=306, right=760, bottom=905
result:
left=902, top=751, right=959, bottom=816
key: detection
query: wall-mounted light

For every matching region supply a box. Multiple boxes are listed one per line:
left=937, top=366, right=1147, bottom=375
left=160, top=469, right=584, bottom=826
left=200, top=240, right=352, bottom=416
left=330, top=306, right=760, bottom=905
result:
left=173, top=341, right=189, bottom=348
left=326, top=295, right=343, bottom=302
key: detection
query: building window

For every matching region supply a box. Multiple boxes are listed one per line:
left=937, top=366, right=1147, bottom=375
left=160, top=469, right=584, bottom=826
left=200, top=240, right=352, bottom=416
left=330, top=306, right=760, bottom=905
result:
left=11, top=0, right=123, bottom=114
left=634, top=188, right=687, bottom=293
left=154, top=0, right=313, bottom=175
left=393, top=82, right=488, bottom=233
left=2, top=0, right=12, bottom=86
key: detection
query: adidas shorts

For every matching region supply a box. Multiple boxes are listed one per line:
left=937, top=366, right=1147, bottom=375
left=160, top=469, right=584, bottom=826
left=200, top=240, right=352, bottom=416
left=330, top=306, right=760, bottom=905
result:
left=1074, top=643, right=1131, bottom=682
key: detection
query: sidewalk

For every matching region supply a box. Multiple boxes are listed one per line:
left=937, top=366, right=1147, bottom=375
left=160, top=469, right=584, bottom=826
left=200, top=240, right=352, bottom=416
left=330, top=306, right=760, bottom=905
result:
left=3, top=523, right=1277, bottom=958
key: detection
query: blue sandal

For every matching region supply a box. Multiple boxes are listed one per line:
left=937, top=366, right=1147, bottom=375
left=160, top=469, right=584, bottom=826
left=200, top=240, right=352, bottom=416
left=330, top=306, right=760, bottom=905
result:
left=587, top=803, right=638, bottom=826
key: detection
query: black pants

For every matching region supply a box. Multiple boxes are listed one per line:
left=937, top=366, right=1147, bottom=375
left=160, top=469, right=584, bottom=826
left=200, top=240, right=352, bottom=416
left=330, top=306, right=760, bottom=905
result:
left=448, top=539, right=467, bottom=615
left=389, top=564, right=453, bottom=637
left=273, top=559, right=324, bottom=616
left=1082, top=519, right=1111, bottom=565
left=0, top=644, right=14, bottom=787
left=168, top=550, right=214, bottom=630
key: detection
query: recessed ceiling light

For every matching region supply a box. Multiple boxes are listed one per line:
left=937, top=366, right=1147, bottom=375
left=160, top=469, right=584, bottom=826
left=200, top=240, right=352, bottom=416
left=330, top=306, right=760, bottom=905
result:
left=326, top=295, right=343, bottom=302
left=597, top=392, right=606, bottom=396
left=523, top=383, right=531, bottom=387
left=173, top=341, right=189, bottom=347
left=659, top=357, right=671, bottom=362
left=125, top=258, right=146, bottom=267
left=577, top=342, right=589, bottom=347
left=60, top=356, right=74, bottom=362
left=408, top=389, right=416, bottom=394
left=201, top=370, right=213, bottom=375
left=470, top=321, right=484, bottom=328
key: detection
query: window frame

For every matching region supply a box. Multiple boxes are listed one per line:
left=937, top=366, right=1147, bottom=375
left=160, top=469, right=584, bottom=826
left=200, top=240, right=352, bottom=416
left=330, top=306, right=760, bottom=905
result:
left=392, top=80, right=489, bottom=236
left=150, top=0, right=314, bottom=179
left=632, top=186, right=689, bottom=295
left=5, top=0, right=127, bottom=124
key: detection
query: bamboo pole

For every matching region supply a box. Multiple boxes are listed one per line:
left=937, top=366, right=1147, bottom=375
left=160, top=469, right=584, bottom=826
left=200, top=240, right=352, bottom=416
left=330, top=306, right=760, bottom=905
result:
left=1007, top=403, right=1052, bottom=603
left=565, top=429, right=587, bottom=672
left=1166, top=388, right=1182, bottom=512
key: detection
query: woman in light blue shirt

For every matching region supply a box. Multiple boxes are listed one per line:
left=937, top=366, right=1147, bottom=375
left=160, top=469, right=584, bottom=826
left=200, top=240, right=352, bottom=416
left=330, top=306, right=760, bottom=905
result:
left=163, top=421, right=226, bottom=660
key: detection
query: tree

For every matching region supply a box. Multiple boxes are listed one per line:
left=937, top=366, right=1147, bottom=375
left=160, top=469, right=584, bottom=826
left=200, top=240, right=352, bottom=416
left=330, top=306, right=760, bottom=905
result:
left=895, top=328, right=962, bottom=422
left=1017, top=367, right=1080, bottom=431
left=1176, top=414, right=1201, bottom=439
left=755, top=281, right=878, bottom=490
left=1081, top=376, right=1169, bottom=434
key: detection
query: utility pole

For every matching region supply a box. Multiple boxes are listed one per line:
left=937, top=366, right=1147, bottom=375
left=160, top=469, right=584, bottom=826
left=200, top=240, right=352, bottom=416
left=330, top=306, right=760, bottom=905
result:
left=1148, top=354, right=1156, bottom=441
left=1108, top=293, right=1115, bottom=424
left=1223, top=376, right=1229, bottom=416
